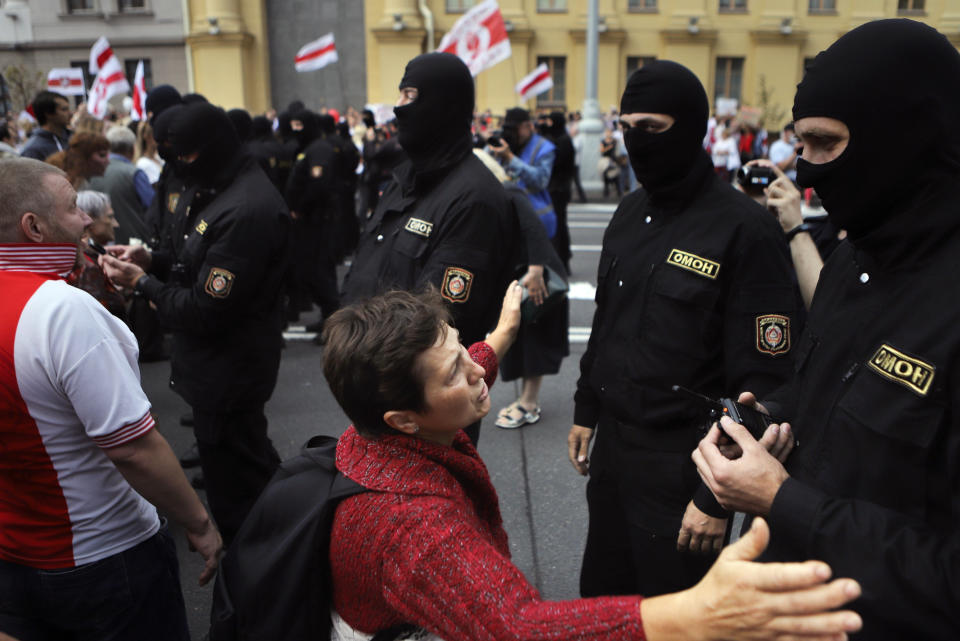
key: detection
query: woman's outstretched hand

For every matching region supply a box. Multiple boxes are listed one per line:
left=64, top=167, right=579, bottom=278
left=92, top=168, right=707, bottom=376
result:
left=641, top=518, right=862, bottom=641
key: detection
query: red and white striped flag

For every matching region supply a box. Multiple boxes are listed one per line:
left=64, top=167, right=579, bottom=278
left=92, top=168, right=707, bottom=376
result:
left=88, top=36, right=114, bottom=74
left=88, top=57, right=130, bottom=120
left=130, top=60, right=147, bottom=121
left=47, top=68, right=86, bottom=96
left=516, top=63, right=553, bottom=102
left=295, top=34, right=338, bottom=72
left=437, top=0, right=511, bottom=77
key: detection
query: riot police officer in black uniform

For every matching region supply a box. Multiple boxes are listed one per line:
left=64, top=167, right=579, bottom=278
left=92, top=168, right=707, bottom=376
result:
left=568, top=61, right=801, bottom=598
left=101, top=103, right=291, bottom=546
left=693, top=20, right=960, bottom=640
left=341, top=52, right=514, bottom=352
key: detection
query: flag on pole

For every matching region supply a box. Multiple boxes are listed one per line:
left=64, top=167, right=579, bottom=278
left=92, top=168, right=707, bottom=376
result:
left=130, top=60, right=147, bottom=121
left=437, top=0, right=511, bottom=77
left=516, top=63, right=553, bottom=102
left=88, top=36, right=114, bottom=74
left=47, top=68, right=86, bottom=96
left=295, top=34, right=338, bottom=72
left=87, top=37, right=130, bottom=119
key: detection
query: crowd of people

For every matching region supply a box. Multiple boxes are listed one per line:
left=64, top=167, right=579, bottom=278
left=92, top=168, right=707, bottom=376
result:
left=1, top=15, right=958, bottom=641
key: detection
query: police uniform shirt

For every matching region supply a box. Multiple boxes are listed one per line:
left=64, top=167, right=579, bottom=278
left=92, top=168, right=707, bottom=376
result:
left=341, top=153, right=514, bottom=346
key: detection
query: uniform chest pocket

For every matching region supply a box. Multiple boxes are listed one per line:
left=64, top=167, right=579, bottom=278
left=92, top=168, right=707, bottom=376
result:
left=393, top=229, right=430, bottom=261
left=837, top=365, right=944, bottom=449
left=644, top=266, right=721, bottom=356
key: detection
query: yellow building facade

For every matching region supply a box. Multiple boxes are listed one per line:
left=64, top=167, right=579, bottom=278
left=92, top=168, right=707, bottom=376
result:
left=182, top=0, right=272, bottom=113
left=366, top=0, right=960, bottom=127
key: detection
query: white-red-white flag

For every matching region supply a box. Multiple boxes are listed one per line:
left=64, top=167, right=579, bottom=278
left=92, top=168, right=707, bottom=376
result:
left=295, top=33, right=338, bottom=72
left=130, top=60, right=147, bottom=121
left=88, top=36, right=114, bottom=74
left=88, top=56, right=130, bottom=119
left=47, top=68, right=86, bottom=96
left=516, top=63, right=553, bottom=102
left=437, top=0, right=511, bottom=77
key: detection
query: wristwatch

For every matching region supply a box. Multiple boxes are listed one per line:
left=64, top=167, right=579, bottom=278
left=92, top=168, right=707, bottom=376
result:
left=134, top=273, right=151, bottom=293
left=784, top=222, right=811, bottom=242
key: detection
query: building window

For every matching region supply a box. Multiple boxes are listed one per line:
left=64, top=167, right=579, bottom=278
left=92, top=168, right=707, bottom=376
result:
left=118, top=0, right=147, bottom=11
left=628, top=0, right=658, bottom=10
left=66, top=0, right=96, bottom=12
left=718, top=0, right=747, bottom=11
left=898, top=0, right=924, bottom=12
left=626, top=56, right=656, bottom=79
left=715, top=57, right=744, bottom=103
left=535, top=56, right=565, bottom=108
left=124, top=59, right=153, bottom=90
left=446, top=0, right=475, bottom=12
left=537, top=0, right=567, bottom=11
left=808, top=0, right=836, bottom=11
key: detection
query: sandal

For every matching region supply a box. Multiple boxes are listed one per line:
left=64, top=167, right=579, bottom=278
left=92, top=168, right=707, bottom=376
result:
left=494, top=402, right=541, bottom=429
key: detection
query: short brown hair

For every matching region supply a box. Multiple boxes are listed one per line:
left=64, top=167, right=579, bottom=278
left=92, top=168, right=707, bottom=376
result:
left=0, top=158, right=66, bottom=242
left=321, top=288, right=452, bottom=438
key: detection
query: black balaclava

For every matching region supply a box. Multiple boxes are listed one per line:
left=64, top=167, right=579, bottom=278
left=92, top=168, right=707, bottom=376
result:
left=794, top=19, right=960, bottom=242
left=181, top=93, right=209, bottom=105
left=171, top=103, right=240, bottom=187
left=362, top=109, right=376, bottom=129
left=620, top=60, right=713, bottom=209
left=145, top=85, right=182, bottom=125
left=291, top=109, right=320, bottom=151
left=394, top=52, right=474, bottom=174
left=277, top=111, right=294, bottom=143
left=152, top=103, right=185, bottom=164
left=548, top=111, right=567, bottom=138
left=502, top=107, right=530, bottom=155
left=317, top=114, right=336, bottom=138
left=251, top=115, right=272, bottom=140
left=226, top=108, right=253, bottom=143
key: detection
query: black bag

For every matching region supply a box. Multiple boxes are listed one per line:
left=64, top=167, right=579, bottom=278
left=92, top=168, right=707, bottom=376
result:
left=209, top=435, right=366, bottom=641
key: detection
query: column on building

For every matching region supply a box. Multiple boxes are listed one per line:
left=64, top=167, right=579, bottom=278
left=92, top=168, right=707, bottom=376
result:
left=367, top=0, right=425, bottom=105
left=747, top=0, right=805, bottom=130
left=185, top=0, right=271, bottom=112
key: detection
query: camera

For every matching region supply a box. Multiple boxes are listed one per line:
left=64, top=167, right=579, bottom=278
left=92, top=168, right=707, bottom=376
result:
left=736, top=165, right=776, bottom=196
left=487, top=130, right=503, bottom=147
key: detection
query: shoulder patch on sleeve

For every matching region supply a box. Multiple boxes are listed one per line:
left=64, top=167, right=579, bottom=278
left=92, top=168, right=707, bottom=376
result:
left=756, top=314, right=790, bottom=355
left=441, top=267, right=473, bottom=304
left=204, top=267, right=236, bottom=299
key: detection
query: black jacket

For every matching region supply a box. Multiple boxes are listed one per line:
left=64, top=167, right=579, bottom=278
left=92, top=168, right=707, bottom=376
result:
left=763, top=189, right=960, bottom=640
left=575, top=175, right=801, bottom=439
left=140, top=157, right=291, bottom=410
left=341, top=153, right=514, bottom=345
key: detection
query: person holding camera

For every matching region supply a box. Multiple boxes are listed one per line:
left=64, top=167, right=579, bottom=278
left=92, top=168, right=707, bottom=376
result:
left=768, top=123, right=801, bottom=182
left=738, top=159, right=824, bottom=310
left=568, top=60, right=803, bottom=600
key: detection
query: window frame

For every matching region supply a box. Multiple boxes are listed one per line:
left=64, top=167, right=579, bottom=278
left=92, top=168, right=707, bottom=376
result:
left=897, top=0, right=925, bottom=14
left=807, top=0, right=837, bottom=12
left=445, top=0, right=475, bottom=13
left=714, top=56, right=744, bottom=104
left=535, top=56, right=566, bottom=109
left=627, top=0, right=658, bottom=13
left=536, top=0, right=568, bottom=13
left=718, top=0, right=748, bottom=13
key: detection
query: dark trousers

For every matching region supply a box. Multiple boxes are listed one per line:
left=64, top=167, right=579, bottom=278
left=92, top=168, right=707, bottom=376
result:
left=0, top=526, right=189, bottom=641
left=549, top=189, right=572, bottom=271
left=579, top=419, right=713, bottom=598
left=193, top=406, right=281, bottom=546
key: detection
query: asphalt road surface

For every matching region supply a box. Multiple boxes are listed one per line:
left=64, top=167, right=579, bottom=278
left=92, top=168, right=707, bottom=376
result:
left=145, top=200, right=615, bottom=638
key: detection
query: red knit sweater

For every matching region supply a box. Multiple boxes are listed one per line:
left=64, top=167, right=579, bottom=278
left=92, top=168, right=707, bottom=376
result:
left=331, top=342, right=647, bottom=641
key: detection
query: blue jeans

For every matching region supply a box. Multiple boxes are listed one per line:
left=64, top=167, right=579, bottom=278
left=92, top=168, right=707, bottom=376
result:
left=0, top=525, right=190, bottom=641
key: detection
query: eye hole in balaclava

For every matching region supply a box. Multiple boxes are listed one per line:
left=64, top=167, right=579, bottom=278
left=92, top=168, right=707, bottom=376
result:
left=619, top=60, right=711, bottom=205
left=794, top=19, right=960, bottom=240
left=394, top=52, right=475, bottom=173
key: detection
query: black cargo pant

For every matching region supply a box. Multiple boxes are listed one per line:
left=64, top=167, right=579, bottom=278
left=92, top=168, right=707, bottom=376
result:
left=193, top=406, right=281, bottom=546
left=580, top=416, right=714, bottom=598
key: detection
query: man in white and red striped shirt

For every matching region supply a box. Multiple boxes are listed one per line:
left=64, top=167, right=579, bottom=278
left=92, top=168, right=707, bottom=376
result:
left=0, top=158, right=221, bottom=640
